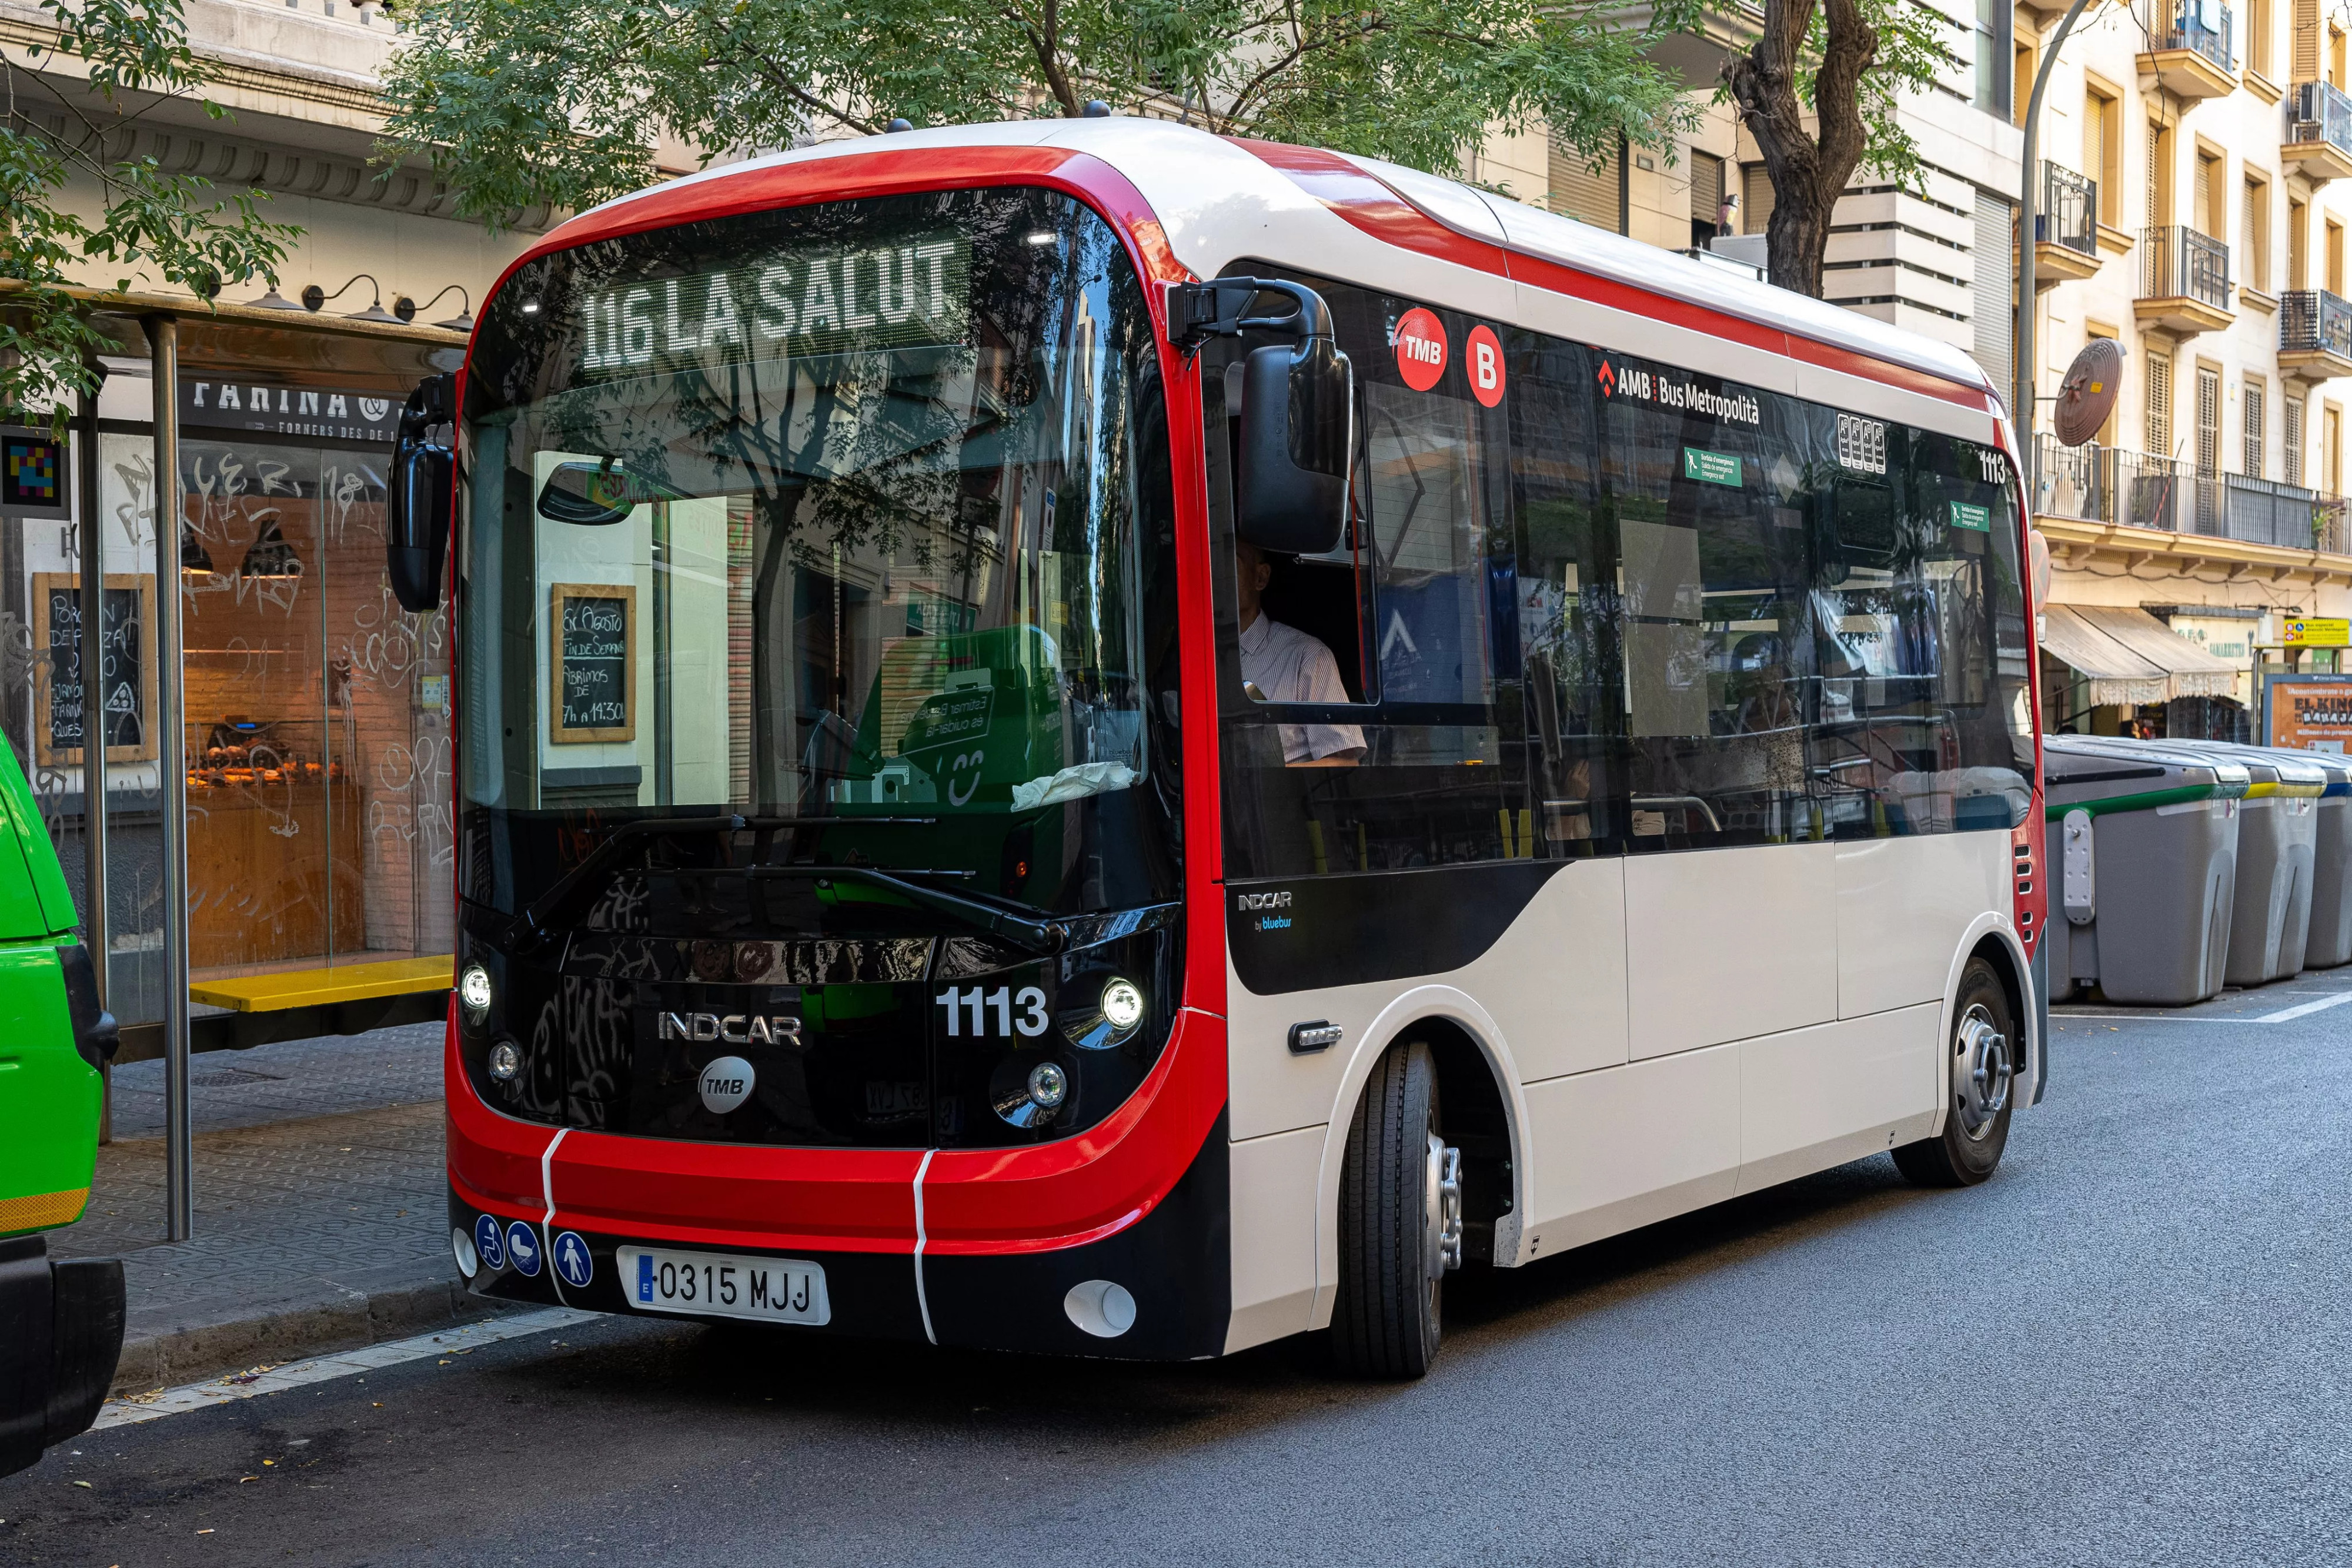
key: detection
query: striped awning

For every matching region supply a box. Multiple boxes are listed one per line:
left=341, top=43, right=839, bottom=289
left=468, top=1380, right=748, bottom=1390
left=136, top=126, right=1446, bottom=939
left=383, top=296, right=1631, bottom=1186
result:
left=2040, top=604, right=2241, bottom=705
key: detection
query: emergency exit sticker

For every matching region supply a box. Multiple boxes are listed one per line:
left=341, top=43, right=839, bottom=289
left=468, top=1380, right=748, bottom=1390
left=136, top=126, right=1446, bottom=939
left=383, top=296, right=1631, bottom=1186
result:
left=1394, top=307, right=1448, bottom=391
left=1950, top=501, right=1991, bottom=531
left=1682, top=447, right=1742, bottom=486
left=1465, top=324, right=1505, bottom=407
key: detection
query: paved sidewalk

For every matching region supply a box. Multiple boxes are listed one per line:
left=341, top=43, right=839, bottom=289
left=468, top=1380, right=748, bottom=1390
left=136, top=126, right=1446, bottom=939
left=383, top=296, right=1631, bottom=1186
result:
left=45, top=1021, right=509, bottom=1395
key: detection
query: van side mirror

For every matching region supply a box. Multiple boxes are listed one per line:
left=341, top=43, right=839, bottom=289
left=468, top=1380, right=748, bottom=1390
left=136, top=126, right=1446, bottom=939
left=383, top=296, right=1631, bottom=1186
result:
left=1171, top=276, right=1354, bottom=557
left=387, top=372, right=455, bottom=613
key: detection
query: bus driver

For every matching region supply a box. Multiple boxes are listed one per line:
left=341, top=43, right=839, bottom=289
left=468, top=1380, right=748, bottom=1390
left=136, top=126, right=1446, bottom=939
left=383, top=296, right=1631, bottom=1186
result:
left=1235, top=540, right=1365, bottom=767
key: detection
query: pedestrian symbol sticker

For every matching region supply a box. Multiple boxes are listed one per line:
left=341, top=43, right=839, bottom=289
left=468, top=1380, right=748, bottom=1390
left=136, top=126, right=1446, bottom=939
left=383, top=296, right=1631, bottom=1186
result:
left=473, top=1213, right=507, bottom=1271
left=554, top=1231, right=594, bottom=1289
left=505, top=1220, right=543, bottom=1278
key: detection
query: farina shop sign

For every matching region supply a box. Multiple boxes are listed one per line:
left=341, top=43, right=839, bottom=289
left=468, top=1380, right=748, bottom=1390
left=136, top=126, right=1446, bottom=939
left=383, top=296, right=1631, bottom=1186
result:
left=183, top=380, right=401, bottom=444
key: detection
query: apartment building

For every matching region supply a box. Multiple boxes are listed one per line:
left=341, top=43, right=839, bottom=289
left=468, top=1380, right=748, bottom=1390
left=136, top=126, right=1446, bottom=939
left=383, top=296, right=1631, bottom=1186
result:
left=1540, top=1, right=2026, bottom=393
left=2019, top=0, right=2352, bottom=738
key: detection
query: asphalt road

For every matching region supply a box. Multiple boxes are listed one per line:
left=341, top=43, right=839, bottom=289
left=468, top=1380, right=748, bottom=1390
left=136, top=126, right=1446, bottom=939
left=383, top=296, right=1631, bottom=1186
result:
left=10, top=982, right=2352, bottom=1567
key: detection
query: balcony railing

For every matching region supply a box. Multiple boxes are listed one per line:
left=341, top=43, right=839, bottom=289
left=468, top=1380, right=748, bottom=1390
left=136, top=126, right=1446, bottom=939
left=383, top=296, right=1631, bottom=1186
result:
left=2149, top=0, right=2234, bottom=72
left=2037, top=162, right=2096, bottom=256
left=2281, top=289, right=2352, bottom=358
left=2036, top=434, right=2350, bottom=552
left=2141, top=225, right=2230, bottom=307
left=2290, top=78, right=2352, bottom=155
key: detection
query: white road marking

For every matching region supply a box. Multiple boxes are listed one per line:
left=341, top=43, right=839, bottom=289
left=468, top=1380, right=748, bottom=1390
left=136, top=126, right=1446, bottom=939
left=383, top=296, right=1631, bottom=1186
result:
left=94, top=1306, right=599, bottom=1430
left=2252, top=991, right=2352, bottom=1023
left=2053, top=989, right=2352, bottom=1025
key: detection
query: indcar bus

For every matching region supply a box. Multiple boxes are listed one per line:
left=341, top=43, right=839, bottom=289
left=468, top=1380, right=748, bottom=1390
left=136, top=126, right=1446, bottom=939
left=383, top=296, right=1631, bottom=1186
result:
left=393, top=120, right=2045, bottom=1377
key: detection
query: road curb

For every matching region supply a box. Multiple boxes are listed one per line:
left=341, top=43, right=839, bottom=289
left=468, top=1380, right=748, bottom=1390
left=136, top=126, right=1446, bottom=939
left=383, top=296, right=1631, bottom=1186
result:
left=109, top=1277, right=519, bottom=1397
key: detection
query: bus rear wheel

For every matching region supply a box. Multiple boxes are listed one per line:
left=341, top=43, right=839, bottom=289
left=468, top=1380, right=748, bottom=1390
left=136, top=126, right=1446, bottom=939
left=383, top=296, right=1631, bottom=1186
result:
left=1893, top=957, right=2015, bottom=1188
left=1332, top=1040, right=1462, bottom=1379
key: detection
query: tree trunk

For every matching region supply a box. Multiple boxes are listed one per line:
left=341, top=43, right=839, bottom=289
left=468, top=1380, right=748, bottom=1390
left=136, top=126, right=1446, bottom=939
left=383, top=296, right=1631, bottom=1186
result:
left=1723, top=0, right=1878, bottom=298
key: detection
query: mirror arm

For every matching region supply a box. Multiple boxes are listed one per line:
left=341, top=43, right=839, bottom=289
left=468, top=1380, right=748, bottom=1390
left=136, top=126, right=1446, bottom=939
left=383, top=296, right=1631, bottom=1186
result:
left=1169, top=278, right=1335, bottom=351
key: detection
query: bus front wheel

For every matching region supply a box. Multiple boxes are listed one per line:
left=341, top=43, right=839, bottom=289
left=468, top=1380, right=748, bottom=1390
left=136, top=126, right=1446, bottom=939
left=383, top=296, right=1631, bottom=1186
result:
left=1893, top=957, right=2016, bottom=1188
left=1332, top=1040, right=1461, bottom=1379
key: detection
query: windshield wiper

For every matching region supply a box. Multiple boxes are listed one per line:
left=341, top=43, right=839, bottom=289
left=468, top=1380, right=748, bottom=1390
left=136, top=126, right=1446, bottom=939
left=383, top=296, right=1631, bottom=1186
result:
left=515, top=814, right=935, bottom=950
left=750, top=865, right=1063, bottom=955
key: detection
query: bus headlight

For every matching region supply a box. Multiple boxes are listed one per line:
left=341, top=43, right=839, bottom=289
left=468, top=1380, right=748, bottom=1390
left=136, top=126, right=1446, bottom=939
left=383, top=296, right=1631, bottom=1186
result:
left=487, top=1040, right=522, bottom=1081
left=990, top=1056, right=1069, bottom=1128
left=459, top=962, right=493, bottom=1018
left=1061, top=975, right=1146, bottom=1051
left=1100, top=978, right=1145, bottom=1032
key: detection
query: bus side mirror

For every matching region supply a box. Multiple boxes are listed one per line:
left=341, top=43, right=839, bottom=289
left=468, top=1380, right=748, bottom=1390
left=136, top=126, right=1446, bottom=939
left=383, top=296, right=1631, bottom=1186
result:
left=387, top=373, right=455, bottom=613
left=1236, top=335, right=1353, bottom=557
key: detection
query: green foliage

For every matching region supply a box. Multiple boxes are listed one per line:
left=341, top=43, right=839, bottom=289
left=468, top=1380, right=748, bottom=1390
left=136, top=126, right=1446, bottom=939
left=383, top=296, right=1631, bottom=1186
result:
left=380, top=0, right=1706, bottom=228
left=0, top=0, right=301, bottom=427
left=1808, top=0, right=1952, bottom=191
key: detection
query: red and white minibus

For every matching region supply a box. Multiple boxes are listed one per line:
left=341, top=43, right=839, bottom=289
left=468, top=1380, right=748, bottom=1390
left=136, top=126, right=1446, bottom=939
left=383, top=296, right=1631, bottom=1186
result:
left=397, top=119, right=2046, bottom=1377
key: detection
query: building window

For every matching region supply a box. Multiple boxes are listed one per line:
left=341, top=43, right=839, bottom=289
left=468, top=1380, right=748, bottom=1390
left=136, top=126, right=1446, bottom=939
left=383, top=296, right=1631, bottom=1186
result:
left=2244, top=175, right=2270, bottom=292
left=1549, top=133, right=1625, bottom=235
left=1689, top=151, right=1727, bottom=247
left=2196, top=365, right=2221, bottom=477
left=1975, top=0, right=2012, bottom=116
left=2014, top=9, right=2037, bottom=129
left=2147, top=346, right=2174, bottom=456
left=2288, top=396, right=2306, bottom=487
left=2330, top=218, right=2346, bottom=293
left=2246, top=377, right=2267, bottom=478
left=2195, top=150, right=2223, bottom=242
left=2147, top=120, right=2171, bottom=228
left=2084, top=84, right=2122, bottom=229
left=2291, top=196, right=2310, bottom=290
left=2253, top=0, right=2274, bottom=78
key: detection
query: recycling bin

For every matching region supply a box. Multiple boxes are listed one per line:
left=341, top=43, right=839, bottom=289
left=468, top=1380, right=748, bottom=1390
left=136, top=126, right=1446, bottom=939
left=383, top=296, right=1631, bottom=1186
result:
left=2194, top=743, right=2352, bottom=972
left=2042, top=735, right=2248, bottom=1006
left=2164, top=742, right=2326, bottom=984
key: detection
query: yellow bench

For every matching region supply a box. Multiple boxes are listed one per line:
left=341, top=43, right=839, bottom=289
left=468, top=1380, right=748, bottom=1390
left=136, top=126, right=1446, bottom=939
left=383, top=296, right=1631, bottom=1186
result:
left=188, top=955, right=455, bottom=1014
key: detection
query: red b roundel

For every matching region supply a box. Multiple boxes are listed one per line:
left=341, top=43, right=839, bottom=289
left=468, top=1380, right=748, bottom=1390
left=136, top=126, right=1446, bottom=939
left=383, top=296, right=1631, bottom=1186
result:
left=1465, top=324, right=1505, bottom=407
left=1393, top=307, right=1448, bottom=392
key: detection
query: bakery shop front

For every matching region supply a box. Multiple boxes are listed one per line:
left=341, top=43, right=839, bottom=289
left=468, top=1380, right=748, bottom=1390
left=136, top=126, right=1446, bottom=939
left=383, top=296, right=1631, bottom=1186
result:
left=2, top=299, right=462, bottom=1059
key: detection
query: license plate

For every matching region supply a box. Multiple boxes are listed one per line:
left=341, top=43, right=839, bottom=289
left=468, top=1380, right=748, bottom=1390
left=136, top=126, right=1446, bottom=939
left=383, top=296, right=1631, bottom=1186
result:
left=615, top=1246, right=830, bottom=1325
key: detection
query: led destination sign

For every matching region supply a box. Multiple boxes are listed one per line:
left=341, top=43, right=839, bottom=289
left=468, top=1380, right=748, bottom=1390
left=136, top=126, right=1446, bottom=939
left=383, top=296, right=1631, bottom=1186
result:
left=574, top=232, right=971, bottom=376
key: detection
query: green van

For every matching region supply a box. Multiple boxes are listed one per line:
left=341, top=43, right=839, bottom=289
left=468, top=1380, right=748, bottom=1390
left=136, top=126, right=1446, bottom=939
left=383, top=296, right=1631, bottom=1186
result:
left=0, top=738, right=122, bottom=1477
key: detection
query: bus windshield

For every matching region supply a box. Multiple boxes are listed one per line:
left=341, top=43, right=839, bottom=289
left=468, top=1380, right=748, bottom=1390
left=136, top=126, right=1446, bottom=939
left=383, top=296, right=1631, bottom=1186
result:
left=456, top=186, right=1180, bottom=921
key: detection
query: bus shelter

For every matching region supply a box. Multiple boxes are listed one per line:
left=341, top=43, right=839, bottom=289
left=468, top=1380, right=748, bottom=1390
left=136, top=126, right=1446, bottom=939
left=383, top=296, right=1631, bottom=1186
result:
left=0, top=292, right=460, bottom=1232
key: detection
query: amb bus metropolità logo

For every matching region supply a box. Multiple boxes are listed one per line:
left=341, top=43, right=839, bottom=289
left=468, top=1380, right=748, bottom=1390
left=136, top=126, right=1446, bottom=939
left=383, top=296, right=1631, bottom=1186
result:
left=1595, top=358, right=1761, bottom=426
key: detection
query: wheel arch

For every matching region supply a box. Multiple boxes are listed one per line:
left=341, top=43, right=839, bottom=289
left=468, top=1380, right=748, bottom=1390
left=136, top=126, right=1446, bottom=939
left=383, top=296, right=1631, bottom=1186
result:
left=1308, top=985, right=1531, bottom=1329
left=1934, top=917, right=2037, bottom=1133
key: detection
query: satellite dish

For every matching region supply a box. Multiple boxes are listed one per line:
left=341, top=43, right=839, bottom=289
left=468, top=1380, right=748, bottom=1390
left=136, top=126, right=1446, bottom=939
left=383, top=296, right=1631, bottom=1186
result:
left=2054, top=337, right=2122, bottom=446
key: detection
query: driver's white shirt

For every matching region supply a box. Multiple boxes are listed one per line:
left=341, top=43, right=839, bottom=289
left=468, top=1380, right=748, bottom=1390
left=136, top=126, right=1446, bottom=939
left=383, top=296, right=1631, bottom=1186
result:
left=1239, top=613, right=1366, bottom=763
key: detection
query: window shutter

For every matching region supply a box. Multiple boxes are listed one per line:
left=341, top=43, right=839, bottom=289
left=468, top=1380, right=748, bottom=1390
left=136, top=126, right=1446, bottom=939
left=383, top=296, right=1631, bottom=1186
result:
left=2246, top=380, right=2266, bottom=478
left=2297, top=0, right=2323, bottom=81
left=2288, top=396, right=2307, bottom=487
left=1690, top=152, right=1724, bottom=224
left=1972, top=188, right=2014, bottom=397
left=1549, top=135, right=1623, bottom=233
left=2148, top=349, right=2174, bottom=456
left=1742, top=164, right=1776, bottom=236
left=2196, top=366, right=2221, bottom=476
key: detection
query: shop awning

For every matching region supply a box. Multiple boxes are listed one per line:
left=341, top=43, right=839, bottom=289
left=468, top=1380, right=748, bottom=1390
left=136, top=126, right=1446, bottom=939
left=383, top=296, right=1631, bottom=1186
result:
left=2039, top=604, right=2241, bottom=704
left=2069, top=605, right=2243, bottom=700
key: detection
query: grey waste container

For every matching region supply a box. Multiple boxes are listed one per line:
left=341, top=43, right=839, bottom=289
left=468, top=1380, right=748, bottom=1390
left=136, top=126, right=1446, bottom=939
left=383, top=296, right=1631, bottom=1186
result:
left=2190, top=743, right=2352, bottom=971
left=2301, top=751, right=2352, bottom=968
left=2164, top=742, right=2326, bottom=984
left=2043, top=735, right=2247, bottom=1006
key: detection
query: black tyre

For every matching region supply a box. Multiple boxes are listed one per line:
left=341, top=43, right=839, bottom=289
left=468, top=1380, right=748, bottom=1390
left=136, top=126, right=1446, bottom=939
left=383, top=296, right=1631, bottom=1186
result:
left=1331, top=1041, right=1462, bottom=1379
left=1893, top=957, right=2016, bottom=1188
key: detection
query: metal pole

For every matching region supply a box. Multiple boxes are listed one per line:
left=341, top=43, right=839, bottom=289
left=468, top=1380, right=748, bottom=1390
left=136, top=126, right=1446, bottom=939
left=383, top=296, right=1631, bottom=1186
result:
left=77, top=365, right=108, bottom=1141
left=149, top=315, right=191, bottom=1243
left=2017, top=0, right=2098, bottom=497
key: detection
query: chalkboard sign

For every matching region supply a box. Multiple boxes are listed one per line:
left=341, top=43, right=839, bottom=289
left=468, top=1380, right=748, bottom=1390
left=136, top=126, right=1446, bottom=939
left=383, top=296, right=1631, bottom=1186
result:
left=549, top=582, right=636, bottom=743
left=32, top=573, right=157, bottom=766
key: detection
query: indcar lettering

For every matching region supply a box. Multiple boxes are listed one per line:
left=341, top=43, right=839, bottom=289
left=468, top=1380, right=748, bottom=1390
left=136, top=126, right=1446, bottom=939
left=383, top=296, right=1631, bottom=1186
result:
left=576, top=232, right=969, bottom=376
left=657, top=1012, right=803, bottom=1045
